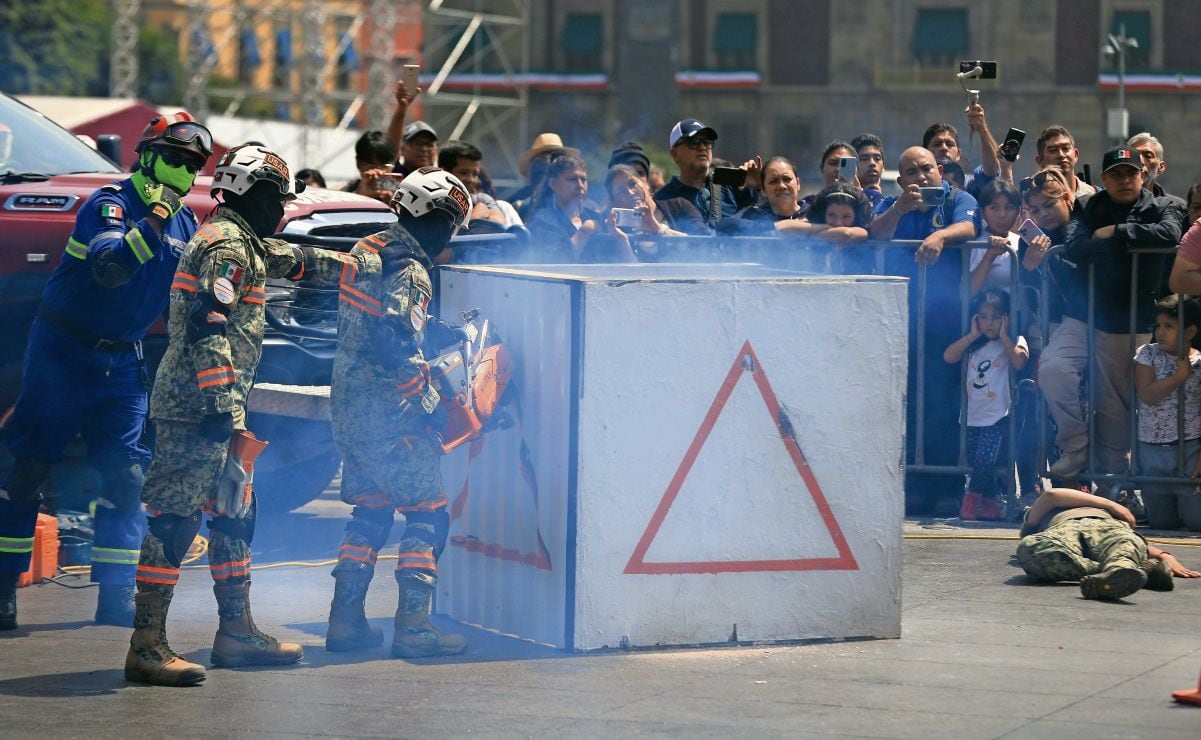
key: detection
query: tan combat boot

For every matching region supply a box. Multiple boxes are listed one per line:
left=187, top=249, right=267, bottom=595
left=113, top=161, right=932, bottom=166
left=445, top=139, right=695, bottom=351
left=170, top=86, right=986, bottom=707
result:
left=391, top=585, right=467, bottom=658
left=124, top=590, right=207, bottom=686
left=326, top=574, right=383, bottom=652
left=211, top=580, right=303, bottom=667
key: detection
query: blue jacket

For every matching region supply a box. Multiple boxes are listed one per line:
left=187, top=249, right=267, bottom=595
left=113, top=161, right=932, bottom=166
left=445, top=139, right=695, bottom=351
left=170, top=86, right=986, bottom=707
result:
left=42, top=178, right=198, bottom=342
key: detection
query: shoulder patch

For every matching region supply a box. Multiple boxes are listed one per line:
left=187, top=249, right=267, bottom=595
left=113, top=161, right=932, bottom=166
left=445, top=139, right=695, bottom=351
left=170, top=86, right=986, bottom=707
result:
left=219, top=260, right=245, bottom=284
left=98, top=203, right=124, bottom=221
left=213, top=277, right=237, bottom=305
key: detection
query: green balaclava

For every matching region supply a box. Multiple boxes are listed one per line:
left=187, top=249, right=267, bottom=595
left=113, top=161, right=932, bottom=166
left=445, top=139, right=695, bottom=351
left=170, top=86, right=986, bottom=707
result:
left=130, top=148, right=197, bottom=203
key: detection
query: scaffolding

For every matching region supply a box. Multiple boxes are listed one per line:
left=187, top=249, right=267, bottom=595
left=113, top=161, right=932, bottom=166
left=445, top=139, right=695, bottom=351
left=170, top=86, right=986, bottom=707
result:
left=109, top=0, right=530, bottom=181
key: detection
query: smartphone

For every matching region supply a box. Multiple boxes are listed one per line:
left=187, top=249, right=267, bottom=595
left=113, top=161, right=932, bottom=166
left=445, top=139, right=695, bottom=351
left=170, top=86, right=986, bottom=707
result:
left=919, top=186, right=945, bottom=206
left=1017, top=218, right=1046, bottom=244
left=711, top=166, right=746, bottom=188
left=376, top=175, right=402, bottom=192
left=999, top=128, right=1026, bottom=163
left=838, top=156, right=857, bottom=184
left=402, top=64, right=421, bottom=96
left=959, top=60, right=998, bottom=79
left=612, top=208, right=640, bottom=230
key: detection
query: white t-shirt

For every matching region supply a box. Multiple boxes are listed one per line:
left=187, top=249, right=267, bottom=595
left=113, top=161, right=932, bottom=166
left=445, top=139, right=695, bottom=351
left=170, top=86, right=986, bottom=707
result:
left=968, top=233, right=1020, bottom=294
left=1135, top=343, right=1201, bottom=444
left=965, top=337, right=1026, bottom=427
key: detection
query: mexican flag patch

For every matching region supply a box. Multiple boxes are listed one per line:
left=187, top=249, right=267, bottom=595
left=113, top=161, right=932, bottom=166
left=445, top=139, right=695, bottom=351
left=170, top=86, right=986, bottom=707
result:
left=99, top=203, right=123, bottom=220
left=219, top=261, right=244, bottom=283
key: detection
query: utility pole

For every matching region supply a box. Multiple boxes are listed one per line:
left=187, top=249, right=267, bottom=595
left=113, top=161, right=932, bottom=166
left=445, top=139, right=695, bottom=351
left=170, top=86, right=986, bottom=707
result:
left=1104, top=23, right=1139, bottom=144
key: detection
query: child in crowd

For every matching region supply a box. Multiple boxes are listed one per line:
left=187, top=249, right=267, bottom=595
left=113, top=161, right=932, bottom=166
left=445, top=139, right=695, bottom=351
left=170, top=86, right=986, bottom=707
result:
left=803, top=183, right=873, bottom=246
left=1134, top=295, right=1201, bottom=531
left=969, top=181, right=1021, bottom=298
left=943, top=288, right=1030, bottom=520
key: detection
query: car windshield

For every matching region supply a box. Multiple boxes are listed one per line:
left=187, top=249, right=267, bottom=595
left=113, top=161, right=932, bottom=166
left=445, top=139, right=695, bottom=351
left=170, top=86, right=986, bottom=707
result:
left=0, top=94, right=121, bottom=176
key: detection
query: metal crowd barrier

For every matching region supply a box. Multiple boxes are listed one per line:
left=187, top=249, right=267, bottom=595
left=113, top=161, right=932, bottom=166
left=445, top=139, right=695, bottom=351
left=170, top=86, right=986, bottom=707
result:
left=269, top=228, right=1195, bottom=510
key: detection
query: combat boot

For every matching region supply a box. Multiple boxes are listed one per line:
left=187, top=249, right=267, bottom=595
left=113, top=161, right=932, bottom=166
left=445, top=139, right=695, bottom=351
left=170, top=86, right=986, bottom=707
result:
left=0, top=571, right=19, bottom=630
left=1142, top=558, right=1174, bottom=591
left=211, top=580, right=303, bottom=667
left=124, top=590, right=206, bottom=686
left=1080, top=566, right=1147, bottom=600
left=391, top=584, right=467, bottom=658
left=95, top=583, right=136, bottom=627
left=326, top=574, right=383, bottom=652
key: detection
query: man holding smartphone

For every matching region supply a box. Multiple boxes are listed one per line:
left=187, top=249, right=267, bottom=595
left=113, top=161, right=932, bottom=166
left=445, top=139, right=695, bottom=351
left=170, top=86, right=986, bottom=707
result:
left=870, top=145, right=980, bottom=516
left=655, top=118, right=758, bottom=229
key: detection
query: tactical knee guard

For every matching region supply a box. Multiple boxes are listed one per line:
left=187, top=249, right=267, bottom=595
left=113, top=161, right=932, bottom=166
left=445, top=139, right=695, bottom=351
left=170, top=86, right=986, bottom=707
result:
left=346, top=506, right=395, bottom=552
left=98, top=460, right=146, bottom=513
left=2, top=457, right=51, bottom=507
left=208, top=497, right=257, bottom=546
left=147, top=511, right=203, bottom=568
left=400, top=507, right=450, bottom=561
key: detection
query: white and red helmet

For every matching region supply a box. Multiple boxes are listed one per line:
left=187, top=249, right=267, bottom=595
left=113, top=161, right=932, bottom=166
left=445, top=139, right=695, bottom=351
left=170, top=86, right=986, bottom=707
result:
left=210, top=143, right=302, bottom=201
left=389, top=167, right=472, bottom=231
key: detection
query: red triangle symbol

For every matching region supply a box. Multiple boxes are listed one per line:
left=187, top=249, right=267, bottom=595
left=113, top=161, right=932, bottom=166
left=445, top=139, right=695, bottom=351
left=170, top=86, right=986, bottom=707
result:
left=624, top=340, right=859, bottom=575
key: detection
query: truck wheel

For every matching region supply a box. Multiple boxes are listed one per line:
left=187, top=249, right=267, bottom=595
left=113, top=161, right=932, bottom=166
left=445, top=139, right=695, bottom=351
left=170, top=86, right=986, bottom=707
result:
left=246, top=412, right=341, bottom=513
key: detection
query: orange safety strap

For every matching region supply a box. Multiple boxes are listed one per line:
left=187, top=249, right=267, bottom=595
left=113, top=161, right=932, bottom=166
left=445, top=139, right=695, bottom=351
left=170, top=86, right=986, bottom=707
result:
left=171, top=272, right=200, bottom=292
left=395, top=551, right=437, bottom=571
left=136, top=564, right=180, bottom=586
left=209, top=557, right=251, bottom=581
left=196, top=365, right=236, bottom=389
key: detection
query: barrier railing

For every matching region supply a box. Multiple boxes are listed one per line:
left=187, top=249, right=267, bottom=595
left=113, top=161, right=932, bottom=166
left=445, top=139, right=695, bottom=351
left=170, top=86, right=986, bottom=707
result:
left=268, top=229, right=1194, bottom=514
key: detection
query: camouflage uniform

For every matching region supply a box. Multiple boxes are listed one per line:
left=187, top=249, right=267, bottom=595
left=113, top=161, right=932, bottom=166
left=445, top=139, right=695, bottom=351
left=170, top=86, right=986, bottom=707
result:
left=329, top=224, right=450, bottom=627
left=1016, top=507, right=1148, bottom=582
left=136, top=206, right=359, bottom=596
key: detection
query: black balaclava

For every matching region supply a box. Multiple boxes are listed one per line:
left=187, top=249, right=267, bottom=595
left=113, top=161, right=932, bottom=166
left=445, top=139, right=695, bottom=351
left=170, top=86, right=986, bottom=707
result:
left=399, top=210, right=457, bottom=263
left=222, top=179, right=286, bottom=238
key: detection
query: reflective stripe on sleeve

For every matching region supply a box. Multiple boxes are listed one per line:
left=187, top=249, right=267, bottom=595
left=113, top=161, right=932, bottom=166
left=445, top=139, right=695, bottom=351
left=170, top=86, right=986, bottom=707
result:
left=65, top=237, right=89, bottom=260
left=196, top=365, right=236, bottom=389
left=172, top=272, right=200, bottom=292
left=91, top=547, right=141, bottom=566
left=125, top=228, right=155, bottom=264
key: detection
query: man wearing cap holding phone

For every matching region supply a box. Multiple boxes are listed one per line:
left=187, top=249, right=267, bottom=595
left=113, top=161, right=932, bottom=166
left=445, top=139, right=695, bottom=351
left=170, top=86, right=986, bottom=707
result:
left=0, top=113, right=213, bottom=631
left=655, top=118, right=758, bottom=230
left=1039, top=147, right=1185, bottom=482
left=396, top=121, right=439, bottom=176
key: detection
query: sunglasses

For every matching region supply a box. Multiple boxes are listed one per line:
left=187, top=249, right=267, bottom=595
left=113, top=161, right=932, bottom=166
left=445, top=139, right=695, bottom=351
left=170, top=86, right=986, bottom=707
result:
left=681, top=138, right=714, bottom=150
left=161, top=121, right=214, bottom=157
left=157, top=147, right=206, bottom=173
left=1018, top=171, right=1054, bottom=194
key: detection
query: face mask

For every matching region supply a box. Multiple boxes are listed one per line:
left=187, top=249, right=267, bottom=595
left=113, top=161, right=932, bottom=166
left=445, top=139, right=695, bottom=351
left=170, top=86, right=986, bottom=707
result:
left=151, top=153, right=198, bottom=194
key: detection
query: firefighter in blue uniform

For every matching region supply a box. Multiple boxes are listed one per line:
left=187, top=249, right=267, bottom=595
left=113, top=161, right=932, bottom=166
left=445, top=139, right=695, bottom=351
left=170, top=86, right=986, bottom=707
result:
left=0, top=113, right=213, bottom=630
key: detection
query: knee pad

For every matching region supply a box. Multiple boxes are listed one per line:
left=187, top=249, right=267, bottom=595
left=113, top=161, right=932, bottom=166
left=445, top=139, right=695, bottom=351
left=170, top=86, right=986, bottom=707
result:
left=208, top=494, right=257, bottom=545
left=346, top=506, right=395, bottom=551
left=402, top=507, right=450, bottom=560
left=147, top=511, right=203, bottom=568
left=98, top=461, right=145, bottom=512
left=3, top=457, right=52, bottom=507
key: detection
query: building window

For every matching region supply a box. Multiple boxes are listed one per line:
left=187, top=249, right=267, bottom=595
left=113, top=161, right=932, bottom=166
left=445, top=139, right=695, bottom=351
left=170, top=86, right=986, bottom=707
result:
left=238, top=26, right=261, bottom=85
left=562, top=14, right=602, bottom=73
left=336, top=29, right=359, bottom=89
left=912, top=8, right=968, bottom=67
left=273, top=25, right=292, bottom=89
left=713, top=13, right=756, bottom=71
left=1108, top=10, right=1151, bottom=70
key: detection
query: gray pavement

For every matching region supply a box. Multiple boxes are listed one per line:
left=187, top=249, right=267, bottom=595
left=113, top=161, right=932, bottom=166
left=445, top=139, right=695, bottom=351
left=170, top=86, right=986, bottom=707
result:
left=3, top=499, right=1201, bottom=739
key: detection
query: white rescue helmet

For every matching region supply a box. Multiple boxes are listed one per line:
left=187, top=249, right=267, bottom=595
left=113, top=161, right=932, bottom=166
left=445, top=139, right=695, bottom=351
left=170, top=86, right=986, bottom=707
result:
left=389, top=167, right=472, bottom=232
left=210, top=143, right=304, bottom=201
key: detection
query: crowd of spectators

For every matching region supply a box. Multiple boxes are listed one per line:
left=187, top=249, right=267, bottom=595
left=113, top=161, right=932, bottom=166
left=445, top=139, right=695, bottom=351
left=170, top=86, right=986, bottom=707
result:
left=300, top=82, right=1201, bottom=524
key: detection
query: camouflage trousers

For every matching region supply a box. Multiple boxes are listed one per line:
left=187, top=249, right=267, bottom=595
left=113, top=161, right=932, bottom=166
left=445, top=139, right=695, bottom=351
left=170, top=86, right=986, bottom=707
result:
left=332, top=430, right=445, bottom=594
left=134, top=422, right=251, bottom=599
left=1016, top=517, right=1148, bottom=582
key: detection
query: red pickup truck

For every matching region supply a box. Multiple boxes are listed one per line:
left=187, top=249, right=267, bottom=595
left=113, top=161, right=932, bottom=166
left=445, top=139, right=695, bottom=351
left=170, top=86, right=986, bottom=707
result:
left=0, top=91, right=394, bottom=512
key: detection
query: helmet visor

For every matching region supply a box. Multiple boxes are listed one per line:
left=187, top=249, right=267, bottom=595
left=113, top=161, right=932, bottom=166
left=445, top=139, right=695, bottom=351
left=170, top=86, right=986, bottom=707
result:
left=160, top=122, right=214, bottom=158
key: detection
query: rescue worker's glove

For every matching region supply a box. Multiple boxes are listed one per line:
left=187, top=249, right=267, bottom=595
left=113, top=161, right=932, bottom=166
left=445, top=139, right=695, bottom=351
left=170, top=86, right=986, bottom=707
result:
left=198, top=411, right=235, bottom=445
left=143, top=182, right=184, bottom=222
left=425, top=317, right=469, bottom=353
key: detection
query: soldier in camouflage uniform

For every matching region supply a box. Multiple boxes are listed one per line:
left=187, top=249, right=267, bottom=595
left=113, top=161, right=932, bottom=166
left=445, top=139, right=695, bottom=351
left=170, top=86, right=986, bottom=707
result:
left=325, top=168, right=473, bottom=658
left=1017, top=486, right=1200, bottom=600
left=125, top=144, right=364, bottom=686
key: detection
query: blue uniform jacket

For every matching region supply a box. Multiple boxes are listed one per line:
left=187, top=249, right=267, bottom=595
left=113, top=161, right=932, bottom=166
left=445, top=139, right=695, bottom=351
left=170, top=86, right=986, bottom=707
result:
left=42, top=178, right=198, bottom=342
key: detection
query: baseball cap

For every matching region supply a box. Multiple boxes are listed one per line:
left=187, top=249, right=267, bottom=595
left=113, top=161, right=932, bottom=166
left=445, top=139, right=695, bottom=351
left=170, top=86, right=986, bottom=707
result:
left=608, top=141, right=651, bottom=174
left=402, top=121, right=438, bottom=142
left=669, top=118, right=718, bottom=148
left=1102, top=146, right=1139, bottom=173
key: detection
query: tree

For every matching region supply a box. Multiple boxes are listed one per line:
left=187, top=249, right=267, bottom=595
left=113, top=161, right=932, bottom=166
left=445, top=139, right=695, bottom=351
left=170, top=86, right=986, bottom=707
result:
left=0, top=0, right=111, bottom=95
